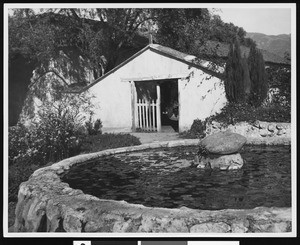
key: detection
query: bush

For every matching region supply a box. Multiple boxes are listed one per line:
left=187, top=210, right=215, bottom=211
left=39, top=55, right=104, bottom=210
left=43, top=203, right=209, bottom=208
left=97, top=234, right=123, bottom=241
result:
left=9, top=115, right=84, bottom=167
left=190, top=119, right=207, bottom=138
left=179, top=119, right=207, bottom=139
left=85, top=117, right=102, bottom=135
left=209, top=102, right=291, bottom=126
left=8, top=124, right=31, bottom=165
left=8, top=159, right=39, bottom=202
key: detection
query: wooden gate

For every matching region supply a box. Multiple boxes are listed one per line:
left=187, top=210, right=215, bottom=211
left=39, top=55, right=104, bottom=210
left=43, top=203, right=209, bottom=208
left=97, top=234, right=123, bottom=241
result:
left=132, top=82, right=161, bottom=132
left=136, top=99, right=159, bottom=131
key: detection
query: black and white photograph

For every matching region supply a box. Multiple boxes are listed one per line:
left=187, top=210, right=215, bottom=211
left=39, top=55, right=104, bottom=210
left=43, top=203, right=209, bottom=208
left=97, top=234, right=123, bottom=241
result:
left=3, top=3, right=296, bottom=238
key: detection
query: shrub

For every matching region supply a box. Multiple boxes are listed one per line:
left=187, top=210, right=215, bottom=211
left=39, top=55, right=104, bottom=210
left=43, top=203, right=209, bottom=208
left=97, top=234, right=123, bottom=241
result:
left=9, top=117, right=84, bottom=166
left=180, top=119, right=207, bottom=139
left=190, top=119, right=207, bottom=138
left=8, top=124, right=31, bottom=165
left=8, top=159, right=39, bottom=202
left=209, top=102, right=290, bottom=126
left=85, top=117, right=102, bottom=135
left=265, top=66, right=291, bottom=107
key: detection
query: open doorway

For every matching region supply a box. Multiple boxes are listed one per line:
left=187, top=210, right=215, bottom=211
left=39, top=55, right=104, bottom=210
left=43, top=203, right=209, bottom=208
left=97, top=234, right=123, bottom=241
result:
left=133, top=78, right=179, bottom=132
left=159, top=79, right=179, bottom=132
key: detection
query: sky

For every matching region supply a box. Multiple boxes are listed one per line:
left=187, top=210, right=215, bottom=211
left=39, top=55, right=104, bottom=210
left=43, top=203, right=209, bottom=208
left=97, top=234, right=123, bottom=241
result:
left=217, top=8, right=291, bottom=35
left=5, top=4, right=293, bottom=36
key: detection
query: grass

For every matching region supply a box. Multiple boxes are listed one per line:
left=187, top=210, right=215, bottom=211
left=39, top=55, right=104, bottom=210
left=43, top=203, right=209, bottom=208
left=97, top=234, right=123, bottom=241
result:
left=80, top=133, right=141, bottom=153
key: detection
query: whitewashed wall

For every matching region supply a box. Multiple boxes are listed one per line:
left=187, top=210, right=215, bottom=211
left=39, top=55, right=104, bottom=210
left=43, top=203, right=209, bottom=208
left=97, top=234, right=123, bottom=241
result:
left=178, top=69, right=227, bottom=132
left=89, top=49, right=227, bottom=132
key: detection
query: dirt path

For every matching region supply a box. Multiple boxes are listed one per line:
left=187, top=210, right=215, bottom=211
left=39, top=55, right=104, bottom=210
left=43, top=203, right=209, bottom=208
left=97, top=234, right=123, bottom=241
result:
left=130, top=132, right=180, bottom=144
left=130, top=126, right=180, bottom=144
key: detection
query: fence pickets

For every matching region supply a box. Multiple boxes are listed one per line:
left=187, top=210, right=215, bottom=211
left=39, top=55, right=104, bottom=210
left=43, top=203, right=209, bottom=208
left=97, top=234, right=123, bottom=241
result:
left=136, top=99, right=158, bottom=131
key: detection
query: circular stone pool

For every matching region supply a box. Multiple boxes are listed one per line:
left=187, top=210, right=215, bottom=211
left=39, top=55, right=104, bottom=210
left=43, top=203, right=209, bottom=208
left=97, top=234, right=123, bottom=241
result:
left=61, top=145, right=291, bottom=211
left=13, top=139, right=293, bottom=233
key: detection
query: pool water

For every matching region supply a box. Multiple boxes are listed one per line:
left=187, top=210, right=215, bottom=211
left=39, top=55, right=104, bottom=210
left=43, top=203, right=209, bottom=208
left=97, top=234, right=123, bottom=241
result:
left=61, top=145, right=291, bottom=210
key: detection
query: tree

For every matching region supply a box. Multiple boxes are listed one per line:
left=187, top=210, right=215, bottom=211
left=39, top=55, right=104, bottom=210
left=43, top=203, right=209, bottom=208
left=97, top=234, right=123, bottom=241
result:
left=8, top=8, right=152, bottom=125
left=208, top=14, right=247, bottom=44
left=154, top=9, right=211, bottom=54
left=247, top=43, right=268, bottom=107
left=224, top=38, right=247, bottom=103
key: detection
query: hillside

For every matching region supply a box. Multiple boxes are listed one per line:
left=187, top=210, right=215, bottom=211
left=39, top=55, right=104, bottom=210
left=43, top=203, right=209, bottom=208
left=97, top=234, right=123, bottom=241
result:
left=246, top=32, right=291, bottom=60
left=197, top=40, right=290, bottom=66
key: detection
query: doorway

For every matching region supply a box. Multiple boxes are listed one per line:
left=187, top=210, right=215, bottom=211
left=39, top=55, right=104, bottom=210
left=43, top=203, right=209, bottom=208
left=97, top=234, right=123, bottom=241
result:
left=159, top=79, right=179, bottom=132
left=133, top=78, right=179, bottom=132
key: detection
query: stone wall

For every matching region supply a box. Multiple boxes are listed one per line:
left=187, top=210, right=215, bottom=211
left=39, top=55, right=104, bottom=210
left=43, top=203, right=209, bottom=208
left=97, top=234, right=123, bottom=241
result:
left=12, top=139, right=292, bottom=233
left=206, top=121, right=291, bottom=145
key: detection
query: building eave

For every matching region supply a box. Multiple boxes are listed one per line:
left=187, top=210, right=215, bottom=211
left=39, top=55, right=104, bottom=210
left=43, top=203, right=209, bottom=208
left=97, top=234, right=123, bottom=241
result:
left=65, top=44, right=225, bottom=94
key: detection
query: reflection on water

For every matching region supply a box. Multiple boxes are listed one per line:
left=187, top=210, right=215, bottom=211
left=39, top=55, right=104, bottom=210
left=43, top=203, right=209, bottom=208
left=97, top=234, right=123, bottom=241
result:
left=61, top=145, right=291, bottom=210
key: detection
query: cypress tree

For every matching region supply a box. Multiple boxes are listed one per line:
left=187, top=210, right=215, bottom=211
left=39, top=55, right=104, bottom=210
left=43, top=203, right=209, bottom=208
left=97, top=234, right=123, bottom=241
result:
left=225, top=38, right=245, bottom=103
left=247, top=43, right=268, bottom=107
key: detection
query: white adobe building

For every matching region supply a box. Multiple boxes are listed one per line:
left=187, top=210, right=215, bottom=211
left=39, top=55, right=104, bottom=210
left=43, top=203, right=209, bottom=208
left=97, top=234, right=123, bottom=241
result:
left=67, top=44, right=228, bottom=133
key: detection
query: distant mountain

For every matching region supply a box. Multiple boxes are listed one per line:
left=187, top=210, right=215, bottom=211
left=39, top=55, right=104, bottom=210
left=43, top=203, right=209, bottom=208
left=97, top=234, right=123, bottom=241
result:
left=245, top=32, right=291, bottom=60
left=198, top=40, right=290, bottom=66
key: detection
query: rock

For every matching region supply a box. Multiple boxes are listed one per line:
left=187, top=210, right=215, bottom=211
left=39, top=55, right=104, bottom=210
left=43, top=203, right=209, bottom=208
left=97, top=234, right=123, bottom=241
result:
left=259, top=121, right=268, bottom=129
left=212, top=121, right=222, bottom=129
left=252, top=221, right=290, bottom=233
left=253, top=120, right=261, bottom=128
left=190, top=222, right=231, bottom=233
left=197, top=153, right=244, bottom=170
left=277, top=129, right=286, bottom=136
left=276, top=124, right=284, bottom=130
left=260, top=129, right=269, bottom=137
left=231, top=220, right=249, bottom=233
left=268, top=124, right=275, bottom=132
left=199, top=131, right=247, bottom=155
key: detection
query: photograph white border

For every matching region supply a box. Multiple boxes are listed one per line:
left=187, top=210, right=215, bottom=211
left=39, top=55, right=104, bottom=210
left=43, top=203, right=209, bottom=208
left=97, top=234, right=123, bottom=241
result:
left=3, top=2, right=297, bottom=238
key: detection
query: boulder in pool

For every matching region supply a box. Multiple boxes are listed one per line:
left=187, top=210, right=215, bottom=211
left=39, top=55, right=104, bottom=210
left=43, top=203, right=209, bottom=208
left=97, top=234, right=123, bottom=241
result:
left=199, top=131, right=246, bottom=155
left=197, top=153, right=244, bottom=170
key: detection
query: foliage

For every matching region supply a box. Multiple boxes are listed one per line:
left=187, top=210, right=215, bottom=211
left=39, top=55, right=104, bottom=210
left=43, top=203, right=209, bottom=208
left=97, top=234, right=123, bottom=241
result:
left=247, top=43, right=268, bottom=107
left=155, top=9, right=211, bottom=54
left=85, top=117, right=103, bottom=135
left=225, top=39, right=269, bottom=107
left=9, top=119, right=83, bottom=167
left=208, top=14, right=248, bottom=45
left=81, top=133, right=141, bottom=153
left=180, top=119, right=207, bottom=139
left=11, top=79, right=95, bottom=166
left=265, top=66, right=291, bottom=106
left=8, top=159, right=40, bottom=202
left=224, top=38, right=249, bottom=103
left=209, top=102, right=290, bottom=126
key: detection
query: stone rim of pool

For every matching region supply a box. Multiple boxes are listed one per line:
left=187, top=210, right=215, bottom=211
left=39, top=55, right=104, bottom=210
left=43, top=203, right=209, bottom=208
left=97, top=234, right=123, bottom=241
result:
left=13, top=138, right=292, bottom=233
